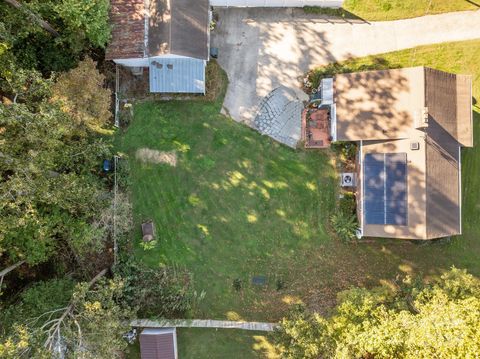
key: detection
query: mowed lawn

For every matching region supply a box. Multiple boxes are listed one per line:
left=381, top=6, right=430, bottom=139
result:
left=116, top=87, right=337, bottom=321
left=119, top=40, right=480, bottom=358
left=343, top=0, right=479, bottom=21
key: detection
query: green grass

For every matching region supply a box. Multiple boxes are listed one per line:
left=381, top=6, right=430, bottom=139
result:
left=115, top=71, right=338, bottom=321
left=341, top=0, right=478, bottom=21
left=118, top=39, right=480, bottom=358
left=178, top=328, right=277, bottom=358
left=125, top=329, right=277, bottom=359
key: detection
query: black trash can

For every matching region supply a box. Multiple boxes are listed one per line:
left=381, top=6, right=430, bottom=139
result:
left=210, top=47, right=219, bottom=59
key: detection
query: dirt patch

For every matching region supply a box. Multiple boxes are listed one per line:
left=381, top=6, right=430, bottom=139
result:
left=135, top=148, right=177, bottom=166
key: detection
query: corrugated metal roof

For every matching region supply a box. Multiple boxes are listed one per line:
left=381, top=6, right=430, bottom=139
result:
left=149, top=57, right=205, bottom=93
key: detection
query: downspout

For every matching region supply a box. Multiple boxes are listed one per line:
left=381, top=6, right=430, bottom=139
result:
left=359, top=140, right=364, bottom=237
left=459, top=146, right=462, bottom=234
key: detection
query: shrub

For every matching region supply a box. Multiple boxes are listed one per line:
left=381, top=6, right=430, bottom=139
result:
left=116, top=261, right=202, bottom=318
left=329, top=212, right=358, bottom=242
left=331, top=141, right=357, bottom=162
left=338, top=192, right=356, bottom=217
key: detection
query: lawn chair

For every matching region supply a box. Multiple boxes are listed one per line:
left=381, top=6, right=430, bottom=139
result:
left=141, top=220, right=155, bottom=242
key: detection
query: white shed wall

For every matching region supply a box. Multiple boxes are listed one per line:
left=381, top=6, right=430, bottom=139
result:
left=210, top=0, right=343, bottom=7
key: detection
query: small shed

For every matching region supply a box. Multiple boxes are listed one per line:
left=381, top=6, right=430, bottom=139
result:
left=140, top=328, right=178, bottom=359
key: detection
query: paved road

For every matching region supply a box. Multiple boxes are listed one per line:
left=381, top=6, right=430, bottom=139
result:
left=131, top=319, right=277, bottom=331
left=212, top=8, right=480, bottom=125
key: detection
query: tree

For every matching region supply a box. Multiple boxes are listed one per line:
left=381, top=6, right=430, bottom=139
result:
left=53, top=0, right=110, bottom=48
left=274, top=268, right=480, bottom=358
left=0, top=0, right=110, bottom=73
left=0, top=272, right=131, bottom=359
left=2, top=0, right=59, bottom=37
left=51, top=57, right=112, bottom=130
left=0, top=100, right=111, bottom=268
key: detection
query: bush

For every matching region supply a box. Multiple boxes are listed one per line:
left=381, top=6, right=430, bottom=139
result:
left=331, top=141, right=357, bottom=162
left=338, top=192, right=356, bottom=217
left=330, top=212, right=358, bottom=242
left=115, top=158, right=132, bottom=191
left=116, top=261, right=202, bottom=318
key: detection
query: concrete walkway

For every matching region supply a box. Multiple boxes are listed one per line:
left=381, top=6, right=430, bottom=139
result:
left=131, top=319, right=278, bottom=332
left=212, top=8, right=480, bottom=125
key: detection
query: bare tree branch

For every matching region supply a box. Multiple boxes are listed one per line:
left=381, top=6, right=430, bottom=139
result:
left=43, top=268, right=108, bottom=351
left=0, top=259, right=26, bottom=289
left=2, top=0, right=59, bottom=36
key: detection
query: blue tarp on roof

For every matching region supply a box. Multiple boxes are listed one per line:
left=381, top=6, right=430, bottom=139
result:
left=149, top=57, right=205, bottom=94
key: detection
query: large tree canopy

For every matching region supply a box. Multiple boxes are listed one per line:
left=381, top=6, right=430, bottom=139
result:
left=275, top=267, right=480, bottom=359
left=0, top=0, right=110, bottom=72
left=0, top=59, right=111, bottom=267
left=0, top=275, right=131, bottom=359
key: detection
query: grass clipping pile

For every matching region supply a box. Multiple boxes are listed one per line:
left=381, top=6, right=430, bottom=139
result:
left=136, top=148, right=177, bottom=166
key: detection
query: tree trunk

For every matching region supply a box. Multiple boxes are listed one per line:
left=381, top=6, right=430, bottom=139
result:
left=0, top=260, right=26, bottom=288
left=2, top=0, right=59, bottom=37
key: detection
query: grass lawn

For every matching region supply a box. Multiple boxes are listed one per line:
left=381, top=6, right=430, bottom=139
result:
left=117, top=41, right=480, bottom=358
left=116, top=70, right=338, bottom=321
left=126, top=328, right=277, bottom=359
left=178, top=328, right=277, bottom=358
left=341, top=0, right=479, bottom=21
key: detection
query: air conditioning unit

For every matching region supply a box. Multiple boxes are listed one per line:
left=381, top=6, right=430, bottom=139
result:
left=410, top=141, right=420, bottom=150
left=341, top=173, right=356, bottom=187
left=130, top=67, right=143, bottom=76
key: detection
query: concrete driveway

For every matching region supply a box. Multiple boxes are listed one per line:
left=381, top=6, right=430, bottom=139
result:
left=211, top=8, right=480, bottom=125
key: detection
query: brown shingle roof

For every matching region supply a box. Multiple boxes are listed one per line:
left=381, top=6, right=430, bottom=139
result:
left=334, top=67, right=424, bottom=141
left=425, top=68, right=473, bottom=147
left=105, top=0, right=146, bottom=60
left=425, top=136, right=461, bottom=239
left=106, top=0, right=209, bottom=61
left=341, top=67, right=473, bottom=240
left=140, top=328, right=177, bottom=359
left=149, top=0, right=209, bottom=59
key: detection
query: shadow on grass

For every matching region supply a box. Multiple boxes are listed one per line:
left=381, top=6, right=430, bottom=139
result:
left=303, top=6, right=371, bottom=23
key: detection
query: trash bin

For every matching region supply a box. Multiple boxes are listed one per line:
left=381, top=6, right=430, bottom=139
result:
left=210, top=47, right=219, bottom=59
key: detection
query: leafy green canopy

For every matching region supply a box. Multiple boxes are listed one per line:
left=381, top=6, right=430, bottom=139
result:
left=0, top=59, right=112, bottom=266
left=275, top=268, right=480, bottom=358
left=0, top=277, right=131, bottom=359
left=0, top=0, right=110, bottom=72
left=0, top=102, right=110, bottom=264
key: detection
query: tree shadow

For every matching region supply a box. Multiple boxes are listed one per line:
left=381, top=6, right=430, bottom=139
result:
left=465, top=0, right=480, bottom=8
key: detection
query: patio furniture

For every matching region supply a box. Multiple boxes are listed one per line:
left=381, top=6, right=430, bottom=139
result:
left=141, top=220, right=155, bottom=242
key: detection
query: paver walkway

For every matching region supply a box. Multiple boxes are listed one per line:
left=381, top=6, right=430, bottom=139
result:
left=253, top=86, right=304, bottom=148
left=131, top=319, right=278, bottom=332
left=212, top=8, right=480, bottom=126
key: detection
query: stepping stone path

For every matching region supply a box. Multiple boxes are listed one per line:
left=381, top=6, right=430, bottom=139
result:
left=253, top=86, right=303, bottom=148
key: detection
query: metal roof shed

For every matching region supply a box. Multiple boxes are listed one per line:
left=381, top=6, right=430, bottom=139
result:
left=149, top=58, right=206, bottom=94
left=140, top=328, right=178, bottom=359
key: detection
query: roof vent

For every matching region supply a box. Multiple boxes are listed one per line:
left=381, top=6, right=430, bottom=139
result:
left=341, top=173, right=356, bottom=187
left=167, top=64, right=173, bottom=70
left=410, top=141, right=420, bottom=150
